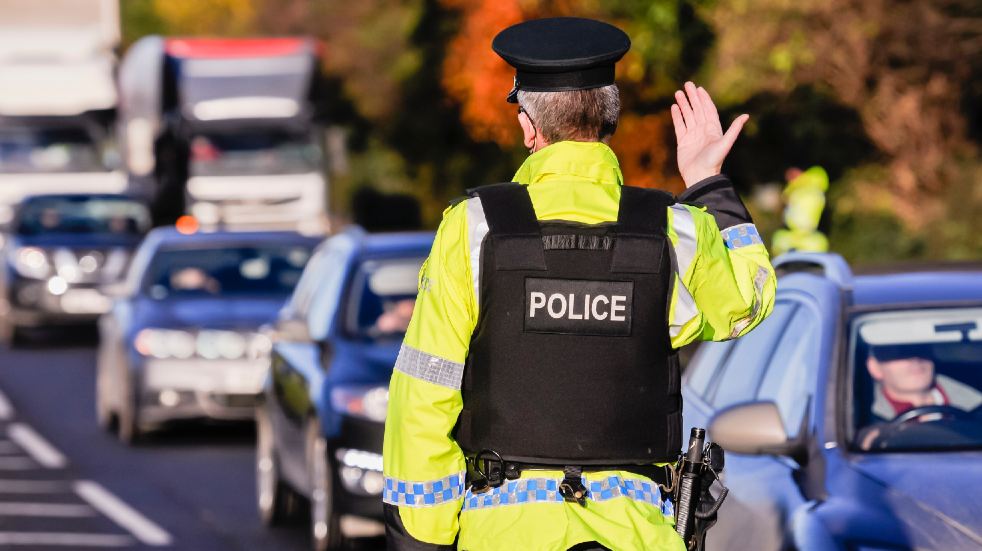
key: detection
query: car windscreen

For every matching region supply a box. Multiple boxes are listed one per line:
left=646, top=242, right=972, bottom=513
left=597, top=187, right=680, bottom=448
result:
left=15, top=197, right=150, bottom=236
left=344, top=256, right=424, bottom=341
left=188, top=131, right=320, bottom=177
left=850, top=307, right=982, bottom=452
left=143, top=244, right=313, bottom=299
left=0, top=126, right=104, bottom=173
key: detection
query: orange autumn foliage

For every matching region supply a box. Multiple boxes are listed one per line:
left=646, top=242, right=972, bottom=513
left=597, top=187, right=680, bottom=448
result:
left=440, top=0, right=525, bottom=145
left=611, top=113, right=684, bottom=193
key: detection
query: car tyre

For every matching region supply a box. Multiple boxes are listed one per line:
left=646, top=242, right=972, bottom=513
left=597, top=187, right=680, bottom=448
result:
left=117, top=381, right=143, bottom=445
left=256, top=405, right=300, bottom=525
left=307, top=419, right=343, bottom=551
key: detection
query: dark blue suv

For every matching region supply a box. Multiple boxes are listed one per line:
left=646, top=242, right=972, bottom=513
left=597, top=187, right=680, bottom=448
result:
left=683, top=253, right=982, bottom=551
left=257, top=228, right=432, bottom=551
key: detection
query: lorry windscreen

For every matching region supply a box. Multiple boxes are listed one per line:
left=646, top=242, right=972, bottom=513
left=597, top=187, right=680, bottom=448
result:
left=189, top=132, right=320, bottom=177
left=0, top=127, right=104, bottom=173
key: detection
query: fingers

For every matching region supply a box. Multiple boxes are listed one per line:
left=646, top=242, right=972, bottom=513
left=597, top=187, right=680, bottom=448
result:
left=674, top=89, right=696, bottom=130
left=720, top=114, right=750, bottom=153
left=684, top=82, right=706, bottom=124
left=697, top=86, right=722, bottom=134
left=670, top=104, right=686, bottom=141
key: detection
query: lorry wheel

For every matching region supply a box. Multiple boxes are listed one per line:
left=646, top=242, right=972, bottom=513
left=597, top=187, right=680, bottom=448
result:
left=307, top=420, right=343, bottom=551
left=257, top=406, right=300, bottom=525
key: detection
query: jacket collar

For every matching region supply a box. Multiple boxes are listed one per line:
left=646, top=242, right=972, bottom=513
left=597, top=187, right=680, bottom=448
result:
left=512, top=141, right=624, bottom=187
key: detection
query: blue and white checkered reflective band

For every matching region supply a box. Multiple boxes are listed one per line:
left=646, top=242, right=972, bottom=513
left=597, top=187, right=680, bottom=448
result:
left=383, top=472, right=467, bottom=508
left=721, top=223, right=763, bottom=249
left=461, top=474, right=673, bottom=516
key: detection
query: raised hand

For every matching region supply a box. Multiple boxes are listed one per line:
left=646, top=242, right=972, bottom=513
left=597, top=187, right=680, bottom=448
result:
left=670, top=81, right=749, bottom=188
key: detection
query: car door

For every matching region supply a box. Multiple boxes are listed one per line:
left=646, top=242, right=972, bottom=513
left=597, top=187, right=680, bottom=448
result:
left=698, top=299, right=823, bottom=551
left=269, top=236, right=352, bottom=486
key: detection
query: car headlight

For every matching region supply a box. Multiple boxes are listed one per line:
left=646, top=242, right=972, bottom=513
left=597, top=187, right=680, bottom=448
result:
left=330, top=385, right=388, bottom=422
left=134, top=328, right=196, bottom=359
left=196, top=330, right=251, bottom=360
left=12, top=247, right=51, bottom=279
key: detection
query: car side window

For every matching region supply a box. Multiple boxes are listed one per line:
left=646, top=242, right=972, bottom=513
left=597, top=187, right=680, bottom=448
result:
left=288, top=241, right=332, bottom=318
left=756, top=305, right=821, bottom=438
left=706, top=302, right=796, bottom=409
left=685, top=341, right=736, bottom=401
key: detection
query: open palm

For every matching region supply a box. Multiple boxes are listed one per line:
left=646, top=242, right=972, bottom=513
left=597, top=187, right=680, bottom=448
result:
left=671, top=82, right=749, bottom=188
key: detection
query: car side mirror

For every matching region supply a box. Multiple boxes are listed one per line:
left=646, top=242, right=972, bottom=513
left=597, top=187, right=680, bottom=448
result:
left=709, top=401, right=807, bottom=462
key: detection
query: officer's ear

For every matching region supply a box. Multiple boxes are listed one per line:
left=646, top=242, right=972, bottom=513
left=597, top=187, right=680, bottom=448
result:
left=518, top=110, right=537, bottom=150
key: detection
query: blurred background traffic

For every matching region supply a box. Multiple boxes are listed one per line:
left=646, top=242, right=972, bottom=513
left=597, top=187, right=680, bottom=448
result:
left=0, top=0, right=978, bottom=550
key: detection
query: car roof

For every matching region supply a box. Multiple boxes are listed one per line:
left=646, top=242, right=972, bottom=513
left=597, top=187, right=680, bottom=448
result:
left=773, top=253, right=982, bottom=309
left=851, top=271, right=982, bottom=307
left=356, top=230, right=434, bottom=255
left=145, top=227, right=321, bottom=249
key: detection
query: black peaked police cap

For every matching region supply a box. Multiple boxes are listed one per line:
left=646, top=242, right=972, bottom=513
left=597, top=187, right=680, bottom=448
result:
left=493, top=17, right=631, bottom=103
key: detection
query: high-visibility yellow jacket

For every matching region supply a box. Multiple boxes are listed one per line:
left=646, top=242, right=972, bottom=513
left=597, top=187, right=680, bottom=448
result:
left=383, top=141, right=776, bottom=551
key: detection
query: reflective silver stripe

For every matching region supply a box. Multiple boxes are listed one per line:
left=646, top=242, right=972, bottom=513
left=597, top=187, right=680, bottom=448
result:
left=669, top=205, right=700, bottom=337
left=466, top=197, right=489, bottom=309
left=393, top=344, right=464, bottom=390
left=383, top=471, right=466, bottom=508
left=670, top=281, right=699, bottom=339
left=729, top=265, right=770, bottom=339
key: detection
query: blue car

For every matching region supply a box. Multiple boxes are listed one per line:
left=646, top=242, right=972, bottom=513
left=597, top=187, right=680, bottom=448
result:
left=683, top=253, right=982, bottom=551
left=257, top=228, right=432, bottom=551
left=96, top=228, right=319, bottom=444
left=0, top=193, right=150, bottom=344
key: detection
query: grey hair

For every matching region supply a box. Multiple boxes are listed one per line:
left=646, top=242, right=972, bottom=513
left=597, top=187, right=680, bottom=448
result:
left=516, top=85, right=621, bottom=144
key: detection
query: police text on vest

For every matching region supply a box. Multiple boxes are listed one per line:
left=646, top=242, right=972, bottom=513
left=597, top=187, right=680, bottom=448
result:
left=524, top=278, right=633, bottom=336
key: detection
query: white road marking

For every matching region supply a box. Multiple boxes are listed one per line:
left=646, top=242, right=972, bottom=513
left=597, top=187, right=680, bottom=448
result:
left=0, top=388, right=12, bottom=420
left=0, top=502, right=95, bottom=517
left=0, top=532, right=134, bottom=547
left=0, top=457, right=37, bottom=470
left=74, top=481, right=173, bottom=547
left=0, top=479, right=68, bottom=493
left=6, top=424, right=66, bottom=469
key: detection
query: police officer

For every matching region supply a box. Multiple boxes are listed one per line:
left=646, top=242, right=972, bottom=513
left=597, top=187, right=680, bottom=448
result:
left=383, top=17, right=776, bottom=551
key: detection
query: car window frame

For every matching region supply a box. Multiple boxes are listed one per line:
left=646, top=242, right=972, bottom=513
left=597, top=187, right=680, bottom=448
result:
left=843, top=300, right=982, bottom=453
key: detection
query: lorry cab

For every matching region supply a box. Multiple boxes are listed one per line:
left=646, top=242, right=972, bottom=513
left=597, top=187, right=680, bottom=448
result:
left=118, top=37, right=329, bottom=235
left=0, top=0, right=125, bottom=226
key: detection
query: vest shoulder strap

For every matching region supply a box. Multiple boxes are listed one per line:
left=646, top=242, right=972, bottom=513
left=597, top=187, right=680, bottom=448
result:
left=469, top=183, right=546, bottom=270
left=617, top=185, right=675, bottom=233
left=612, top=185, right=675, bottom=273
left=468, top=183, right=540, bottom=235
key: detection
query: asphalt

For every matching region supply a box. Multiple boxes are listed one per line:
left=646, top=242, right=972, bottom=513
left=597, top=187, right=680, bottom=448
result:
left=0, top=328, right=384, bottom=551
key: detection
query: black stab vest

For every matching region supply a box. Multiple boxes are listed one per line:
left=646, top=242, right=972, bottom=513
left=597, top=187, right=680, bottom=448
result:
left=453, top=183, right=682, bottom=465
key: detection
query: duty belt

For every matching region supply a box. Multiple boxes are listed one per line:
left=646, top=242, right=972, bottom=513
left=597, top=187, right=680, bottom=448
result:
left=465, top=449, right=673, bottom=507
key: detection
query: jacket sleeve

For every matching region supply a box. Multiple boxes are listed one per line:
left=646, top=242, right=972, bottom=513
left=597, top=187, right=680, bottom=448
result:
left=382, top=202, right=476, bottom=549
left=668, top=175, right=777, bottom=347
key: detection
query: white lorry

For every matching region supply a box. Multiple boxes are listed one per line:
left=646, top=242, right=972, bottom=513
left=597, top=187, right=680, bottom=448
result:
left=118, top=37, right=329, bottom=234
left=0, top=0, right=126, bottom=225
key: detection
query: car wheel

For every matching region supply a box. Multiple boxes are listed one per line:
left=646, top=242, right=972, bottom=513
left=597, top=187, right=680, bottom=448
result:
left=117, top=381, right=143, bottom=445
left=0, top=317, right=22, bottom=349
left=95, top=351, right=117, bottom=433
left=95, top=377, right=116, bottom=433
left=256, top=405, right=300, bottom=525
left=307, top=419, right=343, bottom=551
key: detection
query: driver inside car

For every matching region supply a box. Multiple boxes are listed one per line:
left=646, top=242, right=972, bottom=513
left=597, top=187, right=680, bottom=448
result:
left=859, top=343, right=982, bottom=449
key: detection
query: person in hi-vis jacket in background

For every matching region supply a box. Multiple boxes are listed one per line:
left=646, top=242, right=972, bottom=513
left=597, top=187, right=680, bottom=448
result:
left=382, top=17, right=776, bottom=551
